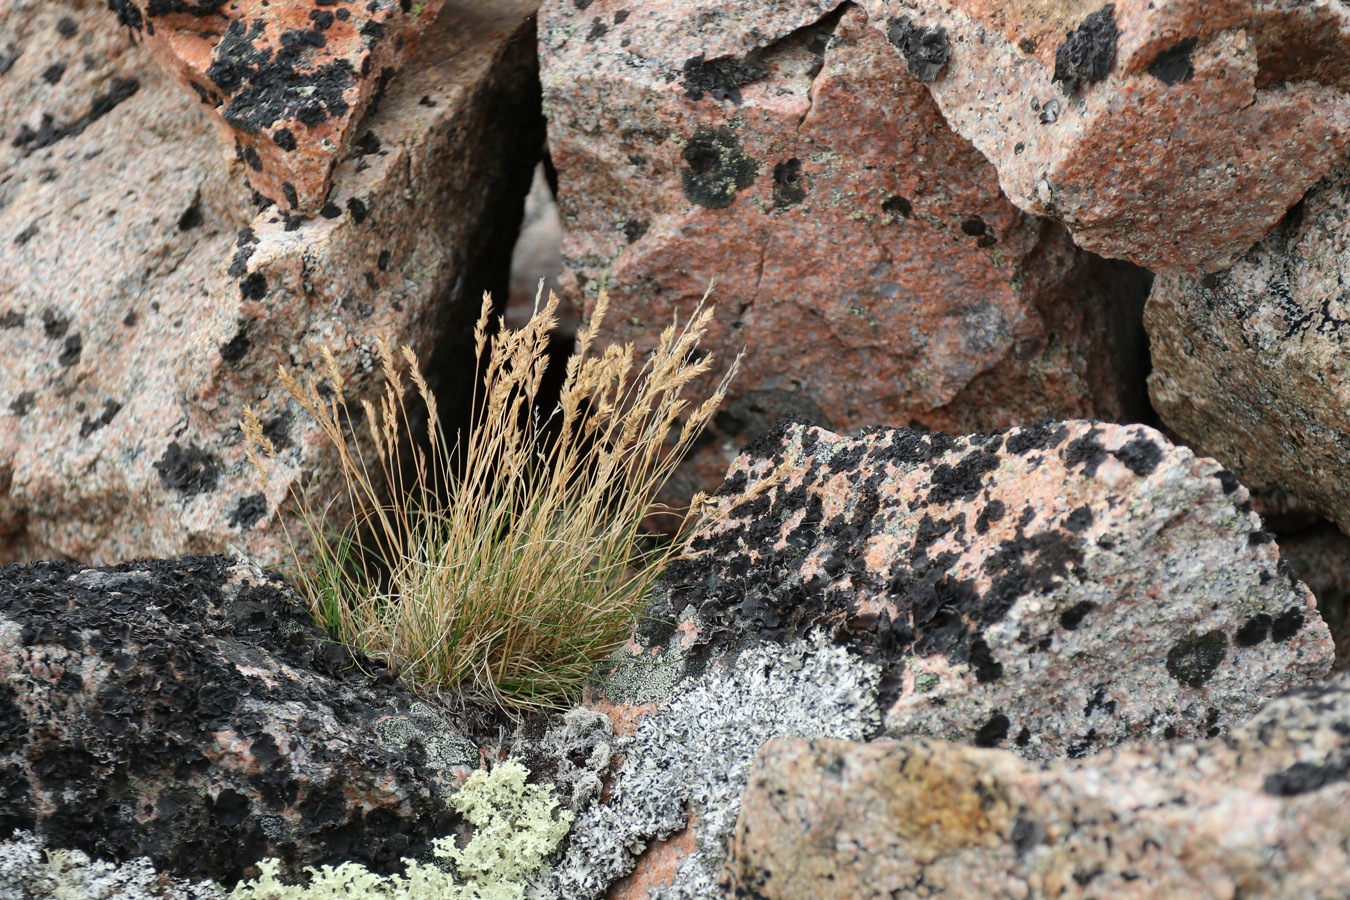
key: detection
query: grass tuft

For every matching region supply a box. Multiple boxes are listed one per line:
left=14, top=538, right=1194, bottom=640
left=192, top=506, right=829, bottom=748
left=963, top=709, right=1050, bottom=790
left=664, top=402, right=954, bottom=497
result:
left=241, top=287, right=736, bottom=712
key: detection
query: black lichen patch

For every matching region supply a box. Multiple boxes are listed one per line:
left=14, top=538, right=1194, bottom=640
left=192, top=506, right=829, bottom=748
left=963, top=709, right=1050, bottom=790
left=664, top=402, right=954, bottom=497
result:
left=58, top=334, right=82, bottom=367
left=886, top=16, right=951, bottom=84
left=1053, top=5, right=1118, bottom=93
left=1270, top=607, right=1305, bottom=642
left=1147, top=38, right=1197, bottom=85
left=1166, top=630, right=1227, bottom=688
left=584, top=17, right=608, bottom=42
left=220, top=324, right=251, bottom=366
left=272, top=127, right=297, bottom=151
left=1058, top=600, right=1095, bottom=631
left=78, top=400, right=122, bottom=438
left=0, top=311, right=23, bottom=329
left=926, top=448, right=999, bottom=504
left=681, top=51, right=767, bottom=104
left=13, top=224, right=38, bottom=247
left=153, top=441, right=220, bottom=495
left=680, top=126, right=759, bottom=210
left=12, top=76, right=140, bottom=154
left=228, top=493, right=267, bottom=530
left=973, top=711, right=1010, bottom=747
left=347, top=197, right=369, bottom=223
left=41, top=309, right=69, bottom=339
left=882, top=195, right=912, bottom=219
left=1263, top=759, right=1349, bottom=797
left=0, top=555, right=462, bottom=883
left=621, top=219, right=649, bottom=243
left=206, top=19, right=355, bottom=134
left=772, top=158, right=805, bottom=209
left=968, top=638, right=1003, bottom=683
left=56, top=16, right=78, bottom=38
left=240, top=272, right=267, bottom=301
left=1235, top=613, right=1272, bottom=646
left=1113, top=437, right=1162, bottom=477
left=41, top=62, right=66, bottom=85
left=1061, top=429, right=1108, bottom=477
left=9, top=391, right=35, bottom=417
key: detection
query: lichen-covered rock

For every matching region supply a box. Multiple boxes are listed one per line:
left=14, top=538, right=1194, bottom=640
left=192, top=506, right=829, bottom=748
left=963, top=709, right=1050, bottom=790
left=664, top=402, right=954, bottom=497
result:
left=728, top=673, right=1350, bottom=897
left=558, top=418, right=1330, bottom=897
left=0, top=0, right=540, bottom=565
left=858, top=0, right=1350, bottom=274
left=539, top=0, right=1150, bottom=501
left=1147, top=160, right=1350, bottom=539
left=109, top=0, right=446, bottom=214
left=0, top=555, right=478, bottom=886
left=0, top=830, right=227, bottom=900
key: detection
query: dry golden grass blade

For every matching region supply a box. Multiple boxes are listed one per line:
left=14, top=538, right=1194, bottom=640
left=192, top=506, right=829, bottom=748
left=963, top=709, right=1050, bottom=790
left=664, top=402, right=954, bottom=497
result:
left=243, top=287, right=738, bottom=712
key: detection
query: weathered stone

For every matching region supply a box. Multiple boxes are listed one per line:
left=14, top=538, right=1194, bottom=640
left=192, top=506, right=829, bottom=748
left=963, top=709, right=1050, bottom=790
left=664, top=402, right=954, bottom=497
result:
left=111, top=0, right=446, bottom=215
left=1147, top=160, right=1350, bottom=536
left=0, top=0, right=540, bottom=566
left=728, top=673, right=1350, bottom=897
left=859, top=0, right=1350, bottom=273
left=0, top=555, right=478, bottom=886
left=539, top=0, right=1150, bottom=501
left=551, top=418, right=1330, bottom=897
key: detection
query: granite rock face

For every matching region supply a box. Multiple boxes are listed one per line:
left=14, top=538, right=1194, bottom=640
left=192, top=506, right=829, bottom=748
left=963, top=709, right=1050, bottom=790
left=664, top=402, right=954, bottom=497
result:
left=556, top=419, right=1331, bottom=897
left=1147, top=160, right=1350, bottom=537
left=0, top=0, right=540, bottom=566
left=860, top=0, right=1350, bottom=273
left=111, top=0, right=447, bottom=214
left=539, top=0, right=1150, bottom=500
left=0, top=555, right=477, bottom=885
left=728, top=673, right=1350, bottom=897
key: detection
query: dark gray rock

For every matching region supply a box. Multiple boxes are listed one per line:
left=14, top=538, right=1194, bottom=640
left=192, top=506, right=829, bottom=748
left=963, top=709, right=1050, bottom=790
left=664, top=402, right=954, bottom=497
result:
left=0, top=555, right=476, bottom=886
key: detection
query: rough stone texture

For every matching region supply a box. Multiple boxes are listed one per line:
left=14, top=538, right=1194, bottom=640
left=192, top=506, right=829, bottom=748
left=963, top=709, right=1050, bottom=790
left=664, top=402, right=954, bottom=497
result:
left=1147, top=160, right=1350, bottom=542
left=0, top=554, right=478, bottom=887
left=0, top=0, right=541, bottom=566
left=539, top=0, right=1150, bottom=501
left=110, top=0, right=446, bottom=215
left=727, top=673, right=1350, bottom=898
left=561, top=418, right=1331, bottom=897
left=861, top=0, right=1350, bottom=274
left=1280, top=522, right=1350, bottom=674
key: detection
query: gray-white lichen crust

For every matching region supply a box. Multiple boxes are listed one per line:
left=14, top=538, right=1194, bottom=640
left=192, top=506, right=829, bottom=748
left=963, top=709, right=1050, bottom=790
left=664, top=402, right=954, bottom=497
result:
left=538, top=632, right=882, bottom=898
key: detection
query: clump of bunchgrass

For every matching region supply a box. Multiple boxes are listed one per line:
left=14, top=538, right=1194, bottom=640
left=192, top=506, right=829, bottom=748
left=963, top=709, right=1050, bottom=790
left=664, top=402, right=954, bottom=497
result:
left=242, top=288, right=736, bottom=712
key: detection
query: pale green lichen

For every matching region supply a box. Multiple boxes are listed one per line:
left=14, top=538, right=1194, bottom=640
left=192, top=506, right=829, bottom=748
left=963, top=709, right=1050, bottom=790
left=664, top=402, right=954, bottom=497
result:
left=228, top=760, right=572, bottom=900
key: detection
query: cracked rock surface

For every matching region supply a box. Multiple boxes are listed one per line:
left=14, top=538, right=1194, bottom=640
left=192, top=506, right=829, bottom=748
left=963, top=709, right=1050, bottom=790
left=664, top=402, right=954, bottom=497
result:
left=0, top=555, right=477, bottom=886
left=539, top=0, right=1150, bottom=502
left=728, top=673, right=1350, bottom=897
left=0, top=0, right=540, bottom=566
left=563, top=418, right=1331, bottom=897
left=861, top=0, right=1350, bottom=274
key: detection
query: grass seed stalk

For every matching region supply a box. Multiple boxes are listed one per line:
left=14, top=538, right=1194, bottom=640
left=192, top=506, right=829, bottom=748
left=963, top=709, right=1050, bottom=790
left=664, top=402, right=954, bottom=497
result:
left=241, top=287, right=737, bottom=711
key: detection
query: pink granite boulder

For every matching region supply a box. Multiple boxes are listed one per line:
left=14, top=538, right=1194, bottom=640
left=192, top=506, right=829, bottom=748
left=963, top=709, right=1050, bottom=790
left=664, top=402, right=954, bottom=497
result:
left=1147, top=160, right=1350, bottom=539
left=0, top=0, right=540, bottom=565
left=108, top=0, right=447, bottom=214
left=859, top=0, right=1350, bottom=273
left=544, top=418, right=1332, bottom=897
left=728, top=673, right=1350, bottom=897
left=539, top=0, right=1150, bottom=500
